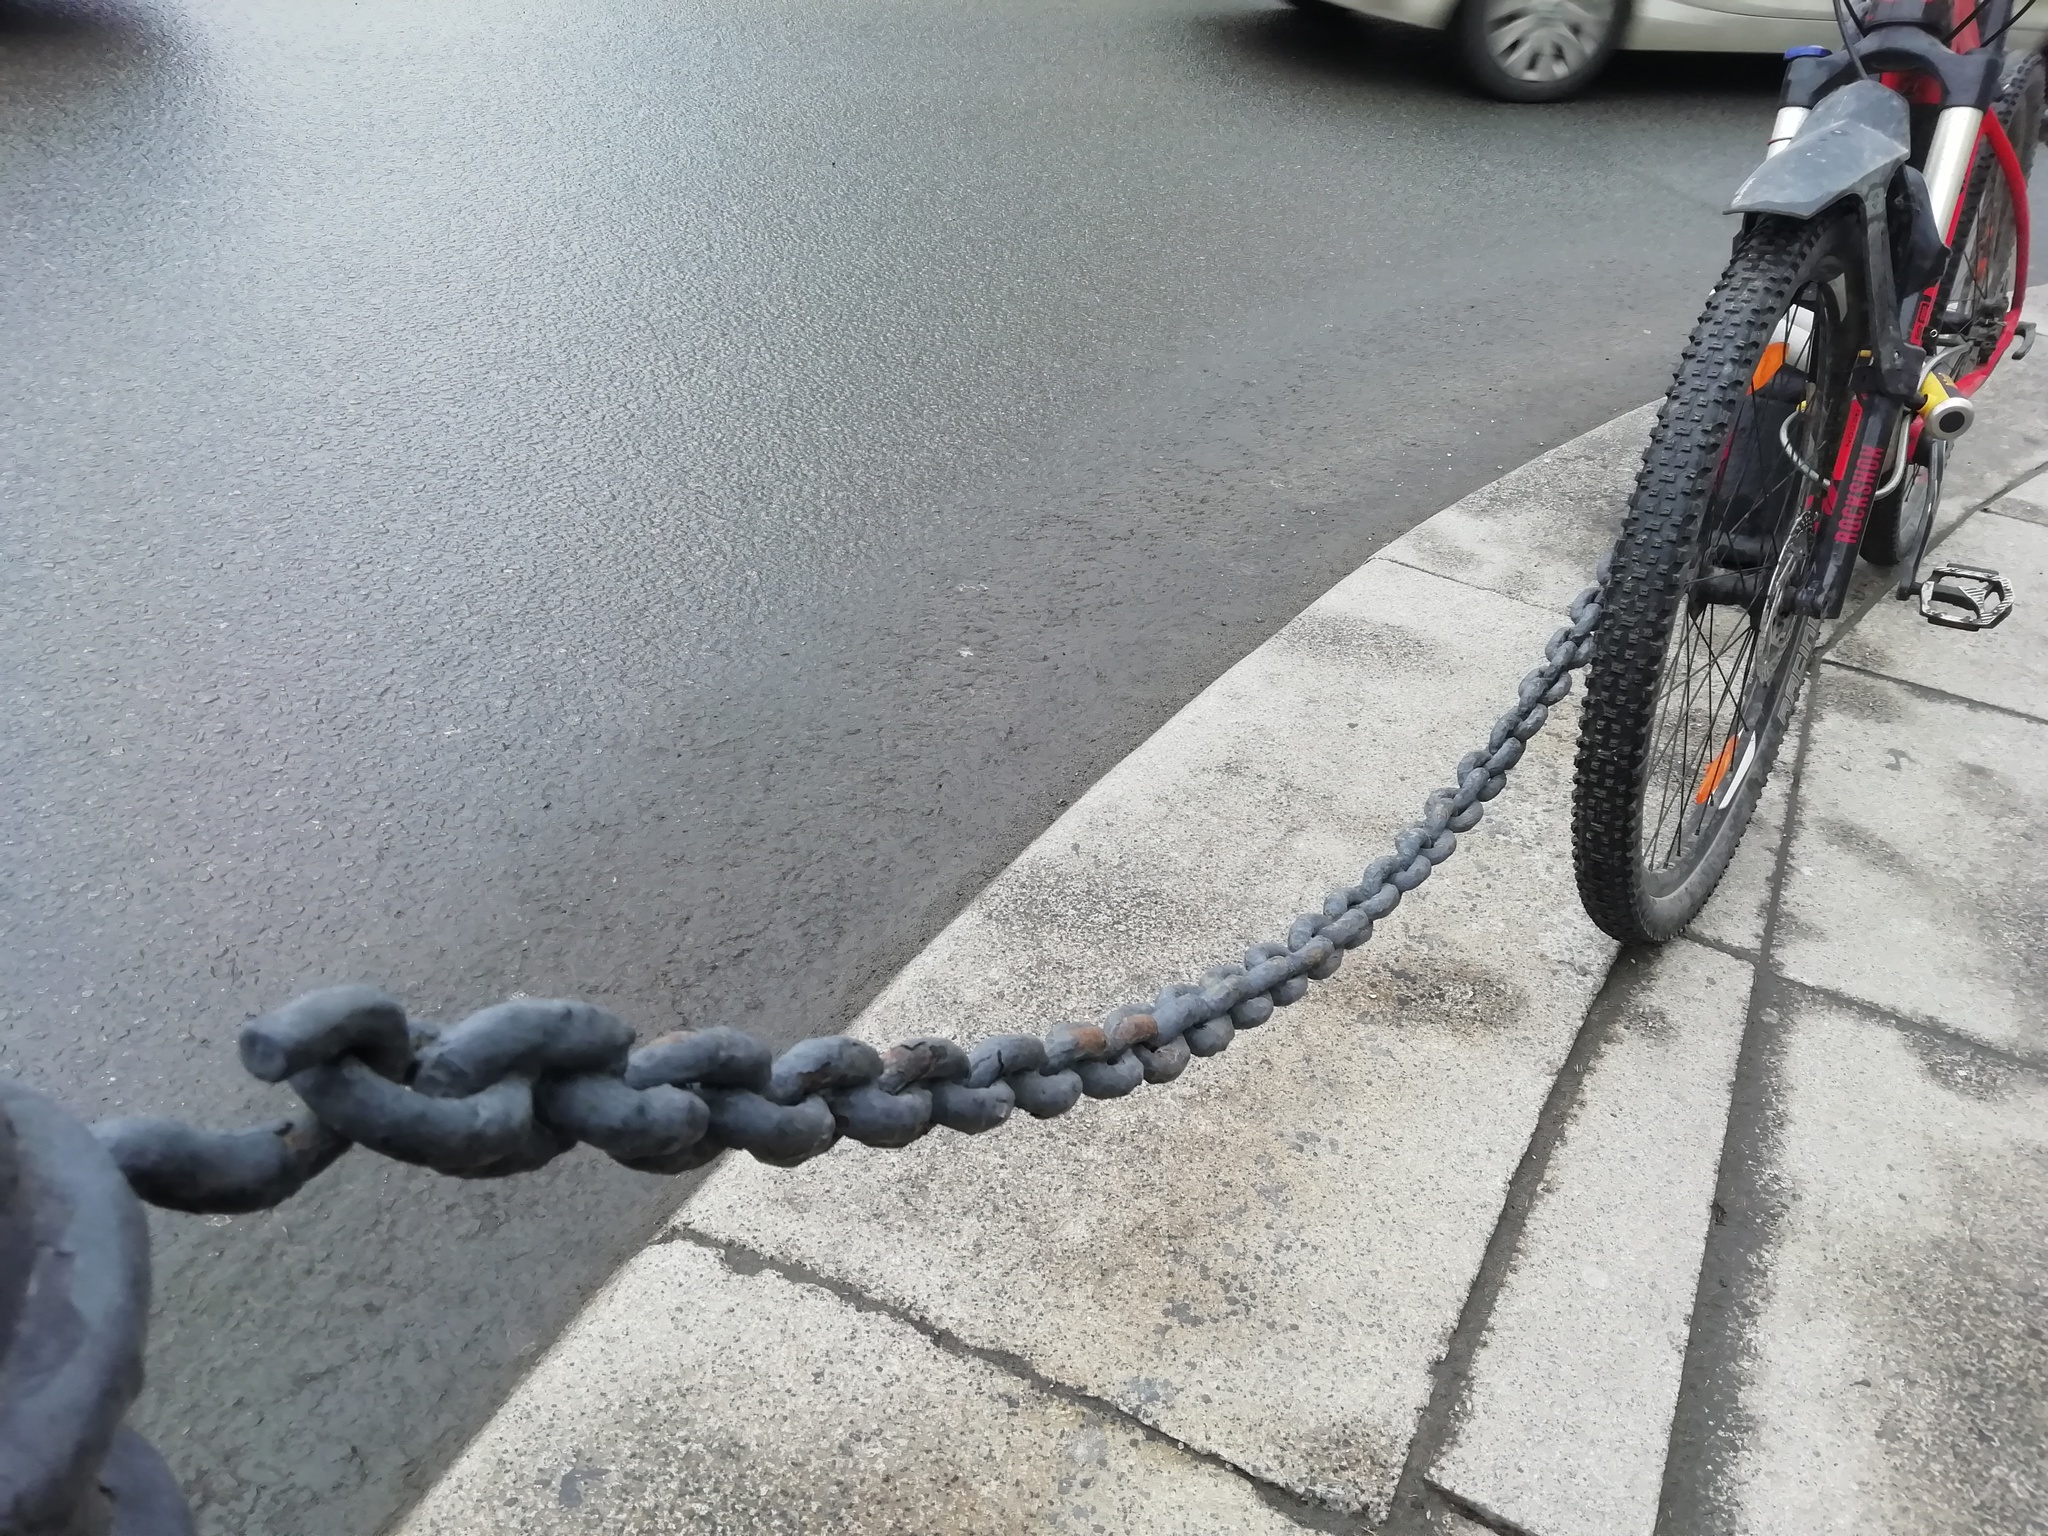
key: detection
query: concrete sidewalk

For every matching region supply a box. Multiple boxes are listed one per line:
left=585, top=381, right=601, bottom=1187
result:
left=397, top=338, right=2048, bottom=1536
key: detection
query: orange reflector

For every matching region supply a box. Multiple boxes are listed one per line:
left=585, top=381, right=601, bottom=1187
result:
left=1695, top=737, right=1739, bottom=805
left=1750, top=341, right=1787, bottom=392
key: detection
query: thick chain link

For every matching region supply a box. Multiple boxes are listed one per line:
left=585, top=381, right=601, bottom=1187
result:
left=93, top=576, right=1606, bottom=1214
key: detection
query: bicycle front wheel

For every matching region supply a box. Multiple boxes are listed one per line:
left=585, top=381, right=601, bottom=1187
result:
left=1573, top=214, right=1864, bottom=944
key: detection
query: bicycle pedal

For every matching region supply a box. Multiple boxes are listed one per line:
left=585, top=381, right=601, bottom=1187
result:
left=1918, top=564, right=2014, bottom=631
left=2012, top=321, right=2037, bottom=363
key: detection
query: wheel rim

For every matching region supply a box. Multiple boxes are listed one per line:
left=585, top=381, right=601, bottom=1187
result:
left=1480, top=0, right=1615, bottom=83
left=1938, top=151, right=2022, bottom=371
left=1896, top=464, right=1935, bottom=561
left=1635, top=277, right=1845, bottom=895
left=1892, top=437, right=1947, bottom=596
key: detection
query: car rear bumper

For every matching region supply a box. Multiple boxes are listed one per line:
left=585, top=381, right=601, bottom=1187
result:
left=1313, top=0, right=2046, bottom=54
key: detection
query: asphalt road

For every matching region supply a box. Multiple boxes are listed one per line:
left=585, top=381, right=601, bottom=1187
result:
left=1, top=1, right=1794, bottom=1531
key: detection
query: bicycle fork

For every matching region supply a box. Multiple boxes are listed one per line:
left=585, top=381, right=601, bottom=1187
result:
left=1801, top=393, right=1903, bottom=617
left=1768, top=95, right=1995, bottom=621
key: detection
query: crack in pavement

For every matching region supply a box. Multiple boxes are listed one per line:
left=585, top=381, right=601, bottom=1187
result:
left=653, top=1224, right=1359, bottom=1534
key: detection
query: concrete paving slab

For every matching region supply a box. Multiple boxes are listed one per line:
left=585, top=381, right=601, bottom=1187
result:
left=398, top=1241, right=1303, bottom=1536
left=1774, top=666, right=2048, bottom=1058
left=1720, top=994, right=2048, bottom=1536
left=1376, top=405, right=1652, bottom=615
left=1429, top=940, right=1752, bottom=1536
left=1829, top=511, right=2048, bottom=720
left=1993, top=473, right=2048, bottom=526
left=677, top=558, right=1615, bottom=1522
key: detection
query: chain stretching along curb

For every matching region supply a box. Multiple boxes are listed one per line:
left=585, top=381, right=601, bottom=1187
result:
left=90, top=570, right=1609, bottom=1215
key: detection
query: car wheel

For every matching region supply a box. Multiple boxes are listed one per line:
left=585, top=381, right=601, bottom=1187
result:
left=1455, top=0, right=1627, bottom=102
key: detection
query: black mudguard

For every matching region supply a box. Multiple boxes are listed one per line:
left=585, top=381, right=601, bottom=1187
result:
left=1727, top=80, right=1911, bottom=221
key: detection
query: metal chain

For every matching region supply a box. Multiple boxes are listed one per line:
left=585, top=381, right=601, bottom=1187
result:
left=92, top=573, right=1607, bottom=1214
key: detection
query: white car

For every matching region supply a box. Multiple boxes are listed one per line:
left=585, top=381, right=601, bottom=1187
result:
left=1292, top=0, right=2048, bottom=102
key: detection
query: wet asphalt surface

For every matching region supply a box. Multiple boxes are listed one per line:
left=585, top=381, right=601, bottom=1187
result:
left=1, top=1, right=1790, bottom=1530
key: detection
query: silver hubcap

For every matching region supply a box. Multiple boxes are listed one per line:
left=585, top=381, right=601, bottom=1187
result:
left=1481, top=0, right=1615, bottom=83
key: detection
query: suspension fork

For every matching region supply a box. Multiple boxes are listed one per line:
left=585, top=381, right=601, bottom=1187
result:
left=1803, top=394, right=1903, bottom=615
left=1800, top=100, right=1987, bottom=619
left=1801, top=204, right=1918, bottom=619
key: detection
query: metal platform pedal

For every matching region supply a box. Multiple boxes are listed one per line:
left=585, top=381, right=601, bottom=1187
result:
left=1919, top=564, right=2014, bottom=631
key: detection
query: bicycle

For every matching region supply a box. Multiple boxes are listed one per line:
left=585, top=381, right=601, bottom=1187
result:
left=1571, top=0, right=2040, bottom=945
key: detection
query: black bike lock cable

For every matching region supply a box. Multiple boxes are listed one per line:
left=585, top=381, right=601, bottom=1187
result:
left=1944, top=0, right=1991, bottom=43
left=1978, top=0, right=2040, bottom=50
left=1944, top=0, right=2036, bottom=50
left=1833, top=0, right=1874, bottom=74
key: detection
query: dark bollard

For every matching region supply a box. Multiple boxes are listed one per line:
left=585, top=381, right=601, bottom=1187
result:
left=0, top=1085, right=192, bottom=1536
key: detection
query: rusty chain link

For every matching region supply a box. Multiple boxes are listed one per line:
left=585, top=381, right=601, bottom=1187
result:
left=91, top=573, right=1606, bottom=1215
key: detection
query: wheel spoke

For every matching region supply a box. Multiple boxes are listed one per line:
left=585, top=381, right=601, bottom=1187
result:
left=1635, top=274, right=1834, bottom=880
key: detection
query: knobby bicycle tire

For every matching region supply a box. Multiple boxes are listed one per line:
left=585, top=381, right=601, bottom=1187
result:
left=1574, top=214, right=1863, bottom=945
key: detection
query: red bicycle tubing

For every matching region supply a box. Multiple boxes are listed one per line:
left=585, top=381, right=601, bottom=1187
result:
left=1955, top=108, right=2031, bottom=395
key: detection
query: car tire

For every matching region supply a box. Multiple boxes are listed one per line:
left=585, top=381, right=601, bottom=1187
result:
left=1455, top=0, right=1629, bottom=102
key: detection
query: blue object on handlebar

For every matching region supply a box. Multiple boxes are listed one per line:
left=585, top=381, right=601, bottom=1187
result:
left=1785, top=45, right=1832, bottom=56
